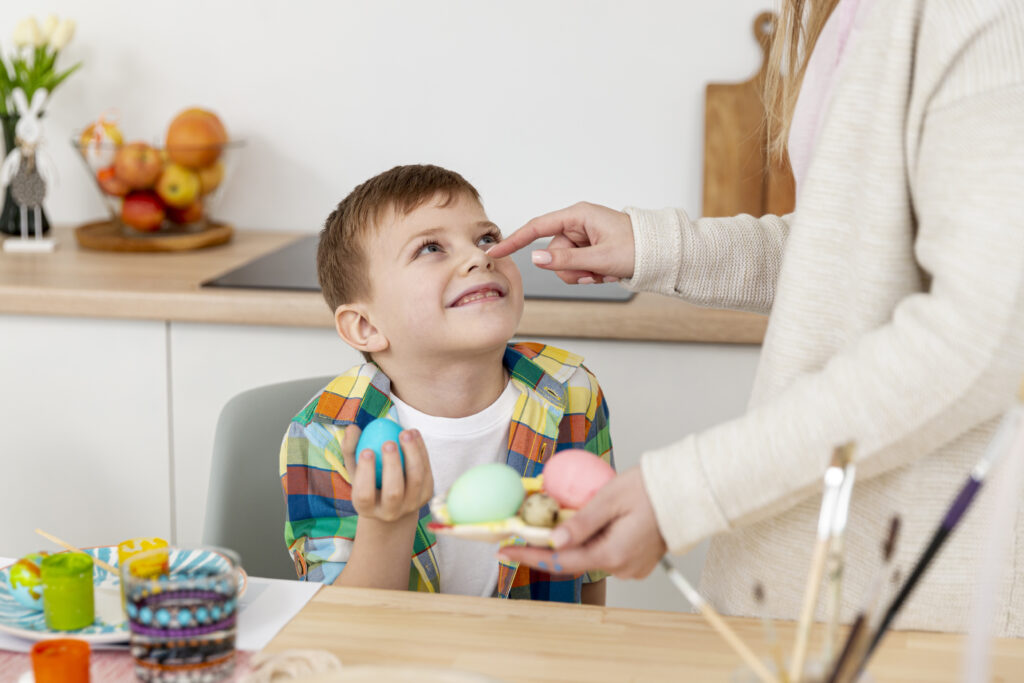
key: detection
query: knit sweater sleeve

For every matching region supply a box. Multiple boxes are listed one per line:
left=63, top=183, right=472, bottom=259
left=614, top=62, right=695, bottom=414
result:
left=619, top=208, right=792, bottom=314
left=641, top=80, right=1024, bottom=553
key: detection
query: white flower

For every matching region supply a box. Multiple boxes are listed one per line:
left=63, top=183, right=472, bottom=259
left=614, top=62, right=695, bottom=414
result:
left=42, top=14, right=59, bottom=41
left=50, top=19, right=76, bottom=50
left=12, top=17, right=45, bottom=48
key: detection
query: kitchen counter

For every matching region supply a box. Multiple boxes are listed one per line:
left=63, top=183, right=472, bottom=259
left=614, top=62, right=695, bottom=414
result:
left=0, top=226, right=767, bottom=343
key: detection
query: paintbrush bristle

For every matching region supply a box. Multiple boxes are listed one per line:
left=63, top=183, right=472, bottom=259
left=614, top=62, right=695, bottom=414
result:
left=831, top=441, right=856, bottom=468
left=883, top=516, right=901, bottom=562
left=754, top=583, right=765, bottom=604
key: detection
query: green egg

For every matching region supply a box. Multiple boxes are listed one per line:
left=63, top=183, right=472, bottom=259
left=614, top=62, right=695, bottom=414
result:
left=447, top=463, right=525, bottom=524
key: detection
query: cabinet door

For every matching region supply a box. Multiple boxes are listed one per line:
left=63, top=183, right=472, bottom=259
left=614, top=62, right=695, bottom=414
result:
left=0, top=315, right=171, bottom=556
left=169, top=323, right=358, bottom=547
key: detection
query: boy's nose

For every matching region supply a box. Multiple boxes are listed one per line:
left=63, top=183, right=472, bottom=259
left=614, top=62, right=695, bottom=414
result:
left=464, top=247, right=495, bottom=273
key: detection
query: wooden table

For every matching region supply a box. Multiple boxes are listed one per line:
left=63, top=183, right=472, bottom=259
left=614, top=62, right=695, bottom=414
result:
left=0, top=226, right=767, bottom=344
left=263, top=586, right=1024, bottom=682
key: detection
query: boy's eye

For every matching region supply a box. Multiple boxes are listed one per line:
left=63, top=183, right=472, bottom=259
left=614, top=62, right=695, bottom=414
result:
left=416, top=241, right=443, bottom=256
left=478, top=233, right=500, bottom=247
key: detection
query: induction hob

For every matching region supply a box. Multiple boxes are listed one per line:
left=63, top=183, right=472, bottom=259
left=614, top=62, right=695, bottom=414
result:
left=203, top=235, right=634, bottom=303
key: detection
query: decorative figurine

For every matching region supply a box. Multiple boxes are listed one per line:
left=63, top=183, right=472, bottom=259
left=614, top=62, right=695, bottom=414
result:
left=1, top=87, right=56, bottom=252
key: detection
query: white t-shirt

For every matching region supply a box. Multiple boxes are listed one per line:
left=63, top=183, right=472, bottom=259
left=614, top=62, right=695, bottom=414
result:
left=389, top=379, right=519, bottom=597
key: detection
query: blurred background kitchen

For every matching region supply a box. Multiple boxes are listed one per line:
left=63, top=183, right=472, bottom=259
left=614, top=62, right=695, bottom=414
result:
left=0, top=1, right=774, bottom=613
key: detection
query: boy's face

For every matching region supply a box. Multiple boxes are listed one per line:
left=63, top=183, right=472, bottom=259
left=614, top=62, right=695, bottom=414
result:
left=360, top=192, right=524, bottom=361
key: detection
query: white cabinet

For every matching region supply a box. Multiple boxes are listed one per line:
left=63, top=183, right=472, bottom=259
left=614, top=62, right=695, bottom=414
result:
left=0, top=314, right=172, bottom=557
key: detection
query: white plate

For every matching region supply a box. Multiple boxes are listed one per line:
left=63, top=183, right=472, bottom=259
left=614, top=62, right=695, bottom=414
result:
left=0, top=546, right=247, bottom=644
left=427, top=496, right=556, bottom=547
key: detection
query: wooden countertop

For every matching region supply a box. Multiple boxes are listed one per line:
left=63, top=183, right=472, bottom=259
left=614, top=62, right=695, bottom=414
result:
left=0, top=226, right=767, bottom=344
left=263, top=585, right=1024, bottom=682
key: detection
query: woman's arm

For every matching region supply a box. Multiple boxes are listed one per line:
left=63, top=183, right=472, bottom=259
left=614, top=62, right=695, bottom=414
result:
left=622, top=209, right=792, bottom=315
left=488, top=201, right=791, bottom=315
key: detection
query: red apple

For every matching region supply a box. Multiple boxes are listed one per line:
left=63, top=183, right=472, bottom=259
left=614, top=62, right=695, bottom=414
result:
left=165, top=108, right=228, bottom=168
left=97, top=166, right=129, bottom=197
left=167, top=199, right=203, bottom=224
left=114, top=142, right=163, bottom=190
left=121, top=191, right=166, bottom=231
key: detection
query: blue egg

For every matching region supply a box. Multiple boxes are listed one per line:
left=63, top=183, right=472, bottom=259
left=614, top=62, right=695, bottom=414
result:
left=211, top=605, right=222, bottom=620
left=139, top=606, right=153, bottom=624
left=355, top=418, right=405, bottom=488
left=177, top=609, right=192, bottom=625
left=195, top=607, right=209, bottom=623
left=156, top=608, right=171, bottom=626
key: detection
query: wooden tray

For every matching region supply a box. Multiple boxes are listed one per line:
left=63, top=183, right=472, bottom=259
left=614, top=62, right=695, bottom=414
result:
left=74, top=220, right=233, bottom=252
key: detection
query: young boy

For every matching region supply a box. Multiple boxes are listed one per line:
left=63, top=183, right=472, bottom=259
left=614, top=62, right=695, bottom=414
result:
left=280, top=164, right=613, bottom=604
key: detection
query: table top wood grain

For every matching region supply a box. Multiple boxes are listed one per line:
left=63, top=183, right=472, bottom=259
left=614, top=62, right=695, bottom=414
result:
left=263, top=585, right=1024, bottom=682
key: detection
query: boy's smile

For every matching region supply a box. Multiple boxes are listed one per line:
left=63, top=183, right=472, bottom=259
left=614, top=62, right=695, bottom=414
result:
left=359, top=191, right=524, bottom=362
left=448, top=282, right=507, bottom=308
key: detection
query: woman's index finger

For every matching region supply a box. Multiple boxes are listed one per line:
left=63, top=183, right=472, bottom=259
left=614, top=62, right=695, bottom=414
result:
left=488, top=207, right=579, bottom=258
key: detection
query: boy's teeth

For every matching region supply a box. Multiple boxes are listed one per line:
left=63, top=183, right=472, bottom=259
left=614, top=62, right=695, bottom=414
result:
left=456, top=289, right=500, bottom=306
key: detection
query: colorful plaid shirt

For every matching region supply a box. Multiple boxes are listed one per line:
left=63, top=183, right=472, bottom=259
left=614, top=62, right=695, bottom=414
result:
left=279, top=341, right=614, bottom=603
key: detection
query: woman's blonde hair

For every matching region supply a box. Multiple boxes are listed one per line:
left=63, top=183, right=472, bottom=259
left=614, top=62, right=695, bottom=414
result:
left=763, top=0, right=841, bottom=161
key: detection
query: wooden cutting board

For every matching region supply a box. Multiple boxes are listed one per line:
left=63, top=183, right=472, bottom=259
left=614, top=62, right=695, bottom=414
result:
left=702, top=11, right=795, bottom=218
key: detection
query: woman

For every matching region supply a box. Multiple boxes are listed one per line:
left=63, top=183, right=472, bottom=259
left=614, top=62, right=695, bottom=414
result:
left=492, top=0, right=1024, bottom=634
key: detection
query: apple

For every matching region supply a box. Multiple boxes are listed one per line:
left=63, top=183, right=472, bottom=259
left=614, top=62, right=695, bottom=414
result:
left=114, top=142, right=163, bottom=190
left=165, top=108, right=228, bottom=168
left=197, top=160, right=224, bottom=195
left=78, top=119, right=123, bottom=170
left=121, top=191, right=166, bottom=231
left=168, top=199, right=203, bottom=224
left=156, top=163, right=200, bottom=208
left=97, top=166, right=129, bottom=197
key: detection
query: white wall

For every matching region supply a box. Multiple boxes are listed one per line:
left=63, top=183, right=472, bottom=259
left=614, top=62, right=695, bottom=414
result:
left=2, top=0, right=771, bottom=233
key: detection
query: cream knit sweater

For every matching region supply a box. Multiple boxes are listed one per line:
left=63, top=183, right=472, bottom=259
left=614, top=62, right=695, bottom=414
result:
left=624, top=0, right=1024, bottom=634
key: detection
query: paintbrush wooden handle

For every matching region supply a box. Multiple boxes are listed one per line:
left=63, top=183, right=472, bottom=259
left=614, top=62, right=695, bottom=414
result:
left=699, top=602, right=780, bottom=683
left=790, top=538, right=830, bottom=680
left=35, top=528, right=119, bottom=575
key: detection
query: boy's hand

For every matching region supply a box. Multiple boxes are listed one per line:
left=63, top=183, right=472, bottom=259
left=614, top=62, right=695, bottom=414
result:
left=341, top=424, right=434, bottom=523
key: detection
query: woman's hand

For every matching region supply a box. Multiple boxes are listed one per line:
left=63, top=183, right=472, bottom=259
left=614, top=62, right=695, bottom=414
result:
left=486, top=202, right=636, bottom=285
left=341, top=424, right=434, bottom=523
left=497, top=468, right=667, bottom=579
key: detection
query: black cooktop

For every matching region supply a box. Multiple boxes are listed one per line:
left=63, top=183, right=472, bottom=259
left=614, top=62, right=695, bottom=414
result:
left=203, top=235, right=634, bottom=302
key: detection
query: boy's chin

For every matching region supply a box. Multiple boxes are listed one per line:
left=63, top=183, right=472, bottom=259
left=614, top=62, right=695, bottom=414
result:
left=439, top=324, right=518, bottom=355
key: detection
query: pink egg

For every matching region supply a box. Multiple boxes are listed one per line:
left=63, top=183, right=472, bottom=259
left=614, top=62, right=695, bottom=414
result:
left=542, top=449, right=615, bottom=509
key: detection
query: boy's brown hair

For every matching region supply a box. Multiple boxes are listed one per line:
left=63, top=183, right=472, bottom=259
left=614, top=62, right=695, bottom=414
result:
left=317, top=164, right=481, bottom=314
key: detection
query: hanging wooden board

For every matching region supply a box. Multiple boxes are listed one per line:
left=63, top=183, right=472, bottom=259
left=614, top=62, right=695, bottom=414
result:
left=74, top=220, right=233, bottom=252
left=702, top=11, right=795, bottom=218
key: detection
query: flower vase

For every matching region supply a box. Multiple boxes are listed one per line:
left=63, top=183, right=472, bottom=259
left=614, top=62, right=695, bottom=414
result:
left=0, top=112, right=51, bottom=236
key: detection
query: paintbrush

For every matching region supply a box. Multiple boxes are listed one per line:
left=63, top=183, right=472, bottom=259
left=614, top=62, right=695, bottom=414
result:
left=789, top=444, right=853, bottom=681
left=35, top=528, right=119, bottom=574
left=827, top=515, right=900, bottom=683
left=823, top=444, right=857, bottom=664
left=660, top=558, right=779, bottom=683
left=855, top=390, right=1023, bottom=673
left=753, top=583, right=790, bottom=683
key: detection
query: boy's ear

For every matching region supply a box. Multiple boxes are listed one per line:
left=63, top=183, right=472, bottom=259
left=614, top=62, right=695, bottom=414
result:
left=334, top=304, right=389, bottom=354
